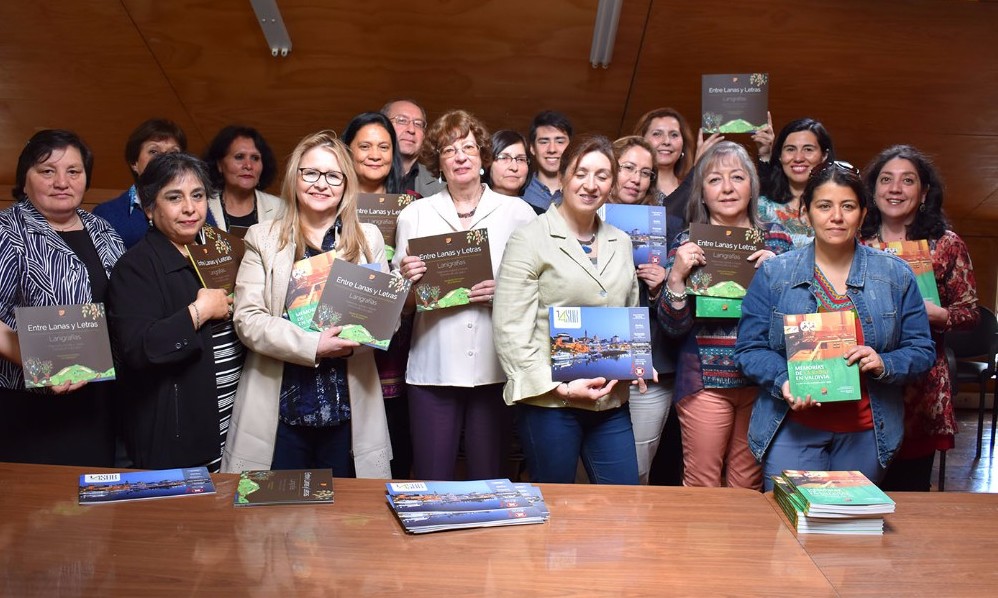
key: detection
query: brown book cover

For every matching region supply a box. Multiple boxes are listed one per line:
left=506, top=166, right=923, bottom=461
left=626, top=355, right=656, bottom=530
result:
left=355, top=192, right=417, bottom=262
left=186, top=225, right=246, bottom=294
left=311, top=259, right=411, bottom=350
left=687, top=223, right=764, bottom=297
left=407, top=228, right=492, bottom=312
left=234, top=469, right=334, bottom=506
left=701, top=73, right=769, bottom=134
left=15, top=303, right=115, bottom=388
left=285, top=250, right=338, bottom=330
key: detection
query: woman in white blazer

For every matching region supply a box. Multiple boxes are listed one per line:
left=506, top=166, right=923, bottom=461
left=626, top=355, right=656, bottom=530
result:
left=203, top=125, right=284, bottom=233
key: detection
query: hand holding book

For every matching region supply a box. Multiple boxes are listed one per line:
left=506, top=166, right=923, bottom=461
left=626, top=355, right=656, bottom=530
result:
left=191, top=288, right=231, bottom=328
left=843, top=345, right=885, bottom=378
left=467, top=279, right=496, bottom=304
left=316, top=325, right=360, bottom=360
left=782, top=380, right=822, bottom=411
left=556, top=378, right=619, bottom=404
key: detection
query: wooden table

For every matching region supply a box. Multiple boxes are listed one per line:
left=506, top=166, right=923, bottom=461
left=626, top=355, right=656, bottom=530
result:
left=767, top=492, right=998, bottom=596
left=0, top=463, right=834, bottom=596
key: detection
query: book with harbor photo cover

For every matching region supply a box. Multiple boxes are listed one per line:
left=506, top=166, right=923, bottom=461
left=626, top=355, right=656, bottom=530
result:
left=285, top=250, right=338, bottom=329
left=548, top=306, right=652, bottom=382
left=701, top=73, right=769, bottom=134
left=186, top=225, right=246, bottom=294
left=868, top=239, right=940, bottom=306
left=772, top=475, right=885, bottom=535
left=406, top=228, right=492, bottom=312
left=686, top=223, right=764, bottom=318
left=15, top=303, right=115, bottom=388
left=310, top=259, right=411, bottom=350
left=597, top=203, right=668, bottom=265
left=385, top=479, right=548, bottom=534
left=780, top=470, right=895, bottom=516
left=784, top=311, right=861, bottom=403
left=355, top=192, right=417, bottom=262
left=234, top=469, right=334, bottom=506
left=79, top=467, right=215, bottom=504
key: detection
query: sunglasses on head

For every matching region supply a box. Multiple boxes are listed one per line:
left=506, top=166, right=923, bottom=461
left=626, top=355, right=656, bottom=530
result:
left=809, top=160, right=860, bottom=179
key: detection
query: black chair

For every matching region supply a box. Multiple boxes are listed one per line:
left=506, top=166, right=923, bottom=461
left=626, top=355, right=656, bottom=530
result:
left=944, top=305, right=998, bottom=460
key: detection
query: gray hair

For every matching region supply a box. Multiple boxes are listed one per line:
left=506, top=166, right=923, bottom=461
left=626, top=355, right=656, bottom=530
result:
left=686, top=141, right=760, bottom=227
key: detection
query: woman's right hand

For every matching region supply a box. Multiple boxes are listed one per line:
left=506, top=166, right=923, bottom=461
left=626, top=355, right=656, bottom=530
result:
left=556, top=378, right=618, bottom=403
left=669, top=242, right=705, bottom=283
left=316, top=325, right=360, bottom=359
left=781, top=380, right=821, bottom=411
left=399, top=255, right=427, bottom=284
left=193, top=288, right=232, bottom=325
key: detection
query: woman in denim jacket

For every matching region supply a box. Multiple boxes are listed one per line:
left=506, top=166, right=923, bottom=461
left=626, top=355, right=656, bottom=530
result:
left=735, top=162, right=934, bottom=491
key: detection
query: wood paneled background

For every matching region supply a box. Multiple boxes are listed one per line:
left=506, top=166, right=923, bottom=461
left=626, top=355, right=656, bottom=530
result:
left=0, top=0, right=995, bottom=304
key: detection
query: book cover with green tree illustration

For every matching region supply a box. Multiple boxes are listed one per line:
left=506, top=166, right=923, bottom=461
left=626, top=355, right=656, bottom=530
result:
left=407, top=228, right=492, bottom=312
left=868, top=239, right=940, bottom=305
left=311, top=259, right=410, bottom=349
left=186, top=225, right=245, bottom=295
left=16, top=303, right=115, bottom=388
left=285, top=250, right=338, bottom=329
left=701, top=73, right=769, bottom=134
left=687, top=223, right=764, bottom=318
left=234, top=469, right=334, bottom=506
left=355, top=192, right=417, bottom=262
left=784, top=311, right=861, bottom=403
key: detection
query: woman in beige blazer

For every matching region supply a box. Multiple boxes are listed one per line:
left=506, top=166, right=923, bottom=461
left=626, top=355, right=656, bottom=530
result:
left=222, top=131, right=391, bottom=478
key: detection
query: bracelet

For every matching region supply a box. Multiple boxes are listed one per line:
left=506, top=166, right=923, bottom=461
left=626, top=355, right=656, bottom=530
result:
left=190, top=302, right=201, bottom=329
left=663, top=286, right=687, bottom=304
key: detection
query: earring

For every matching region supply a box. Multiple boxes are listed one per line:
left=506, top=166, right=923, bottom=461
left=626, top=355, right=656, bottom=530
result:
left=479, top=167, right=485, bottom=176
left=919, top=202, right=926, bottom=212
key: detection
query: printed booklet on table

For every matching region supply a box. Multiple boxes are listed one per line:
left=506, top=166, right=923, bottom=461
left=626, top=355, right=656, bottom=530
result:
left=234, top=469, right=334, bottom=506
left=79, top=467, right=215, bottom=504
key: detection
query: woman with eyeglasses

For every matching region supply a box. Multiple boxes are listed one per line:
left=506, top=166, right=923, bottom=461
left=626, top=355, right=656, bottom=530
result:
left=735, top=161, right=935, bottom=491
left=756, top=118, right=835, bottom=248
left=486, top=130, right=531, bottom=197
left=222, top=130, right=392, bottom=478
left=394, top=110, right=536, bottom=481
left=859, top=145, right=979, bottom=491
left=202, top=125, right=284, bottom=235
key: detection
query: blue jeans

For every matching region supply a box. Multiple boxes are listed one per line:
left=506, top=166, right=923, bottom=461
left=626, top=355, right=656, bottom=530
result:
left=762, top=417, right=884, bottom=491
left=271, top=420, right=355, bottom=477
left=517, top=403, right=639, bottom=485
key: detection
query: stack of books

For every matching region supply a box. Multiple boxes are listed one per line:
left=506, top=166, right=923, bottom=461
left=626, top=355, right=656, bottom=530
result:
left=773, top=470, right=895, bottom=535
left=386, top=479, right=549, bottom=534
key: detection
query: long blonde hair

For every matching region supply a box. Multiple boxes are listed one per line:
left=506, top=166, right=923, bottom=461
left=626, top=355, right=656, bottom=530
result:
left=278, top=130, right=372, bottom=263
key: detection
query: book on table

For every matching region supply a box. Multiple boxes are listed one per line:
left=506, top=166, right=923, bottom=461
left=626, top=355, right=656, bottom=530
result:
left=186, top=225, right=246, bottom=295
left=15, top=303, right=116, bottom=388
left=783, top=311, right=861, bottom=402
left=548, top=306, right=652, bottom=382
left=596, top=203, right=669, bottom=265
left=78, top=467, right=215, bottom=504
left=686, top=222, right=764, bottom=318
left=234, top=469, right=334, bottom=506
left=868, top=238, right=940, bottom=305
left=310, top=259, right=411, bottom=350
left=285, top=250, right=338, bottom=329
left=385, top=479, right=548, bottom=534
left=406, top=228, right=492, bottom=311
left=772, top=475, right=885, bottom=535
left=355, top=192, right=417, bottom=262
left=701, top=73, right=769, bottom=134
left=780, top=470, right=895, bottom=516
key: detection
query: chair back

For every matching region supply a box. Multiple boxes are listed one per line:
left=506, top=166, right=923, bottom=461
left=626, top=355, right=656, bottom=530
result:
left=945, top=305, right=998, bottom=363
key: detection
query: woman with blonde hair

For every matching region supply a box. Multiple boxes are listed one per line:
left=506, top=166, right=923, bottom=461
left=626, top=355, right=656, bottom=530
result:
left=222, top=130, right=392, bottom=477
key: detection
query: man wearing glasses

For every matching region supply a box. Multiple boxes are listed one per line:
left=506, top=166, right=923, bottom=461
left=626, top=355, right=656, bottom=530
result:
left=382, top=99, right=445, bottom=198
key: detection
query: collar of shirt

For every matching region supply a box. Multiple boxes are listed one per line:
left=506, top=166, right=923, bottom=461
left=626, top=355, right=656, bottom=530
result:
left=127, top=185, right=140, bottom=215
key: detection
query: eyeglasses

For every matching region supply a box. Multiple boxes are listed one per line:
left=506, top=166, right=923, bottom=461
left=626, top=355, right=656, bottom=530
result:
left=809, top=160, right=860, bottom=179
left=495, top=153, right=529, bottom=166
left=618, top=162, right=655, bottom=181
left=299, top=168, right=345, bottom=186
left=439, top=142, right=480, bottom=160
left=389, top=115, right=427, bottom=130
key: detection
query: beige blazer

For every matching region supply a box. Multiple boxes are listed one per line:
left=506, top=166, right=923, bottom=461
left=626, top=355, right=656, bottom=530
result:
left=221, top=221, right=392, bottom=477
left=493, top=205, right=639, bottom=411
left=207, top=190, right=285, bottom=232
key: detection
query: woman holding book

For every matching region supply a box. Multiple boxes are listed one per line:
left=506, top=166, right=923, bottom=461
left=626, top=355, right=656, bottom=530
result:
left=0, top=129, right=125, bottom=466
left=494, top=134, right=645, bottom=485
left=107, top=152, right=242, bottom=471
left=734, top=161, right=935, bottom=491
left=222, top=130, right=391, bottom=478
left=394, top=109, right=535, bottom=481
left=756, top=118, right=835, bottom=247
left=658, top=141, right=791, bottom=490
left=202, top=125, right=283, bottom=232
left=859, top=145, right=979, bottom=491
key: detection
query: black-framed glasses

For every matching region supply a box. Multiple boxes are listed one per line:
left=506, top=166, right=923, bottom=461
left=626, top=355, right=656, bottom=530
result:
left=299, top=168, right=345, bottom=186
left=809, top=160, right=860, bottom=179
left=618, top=162, right=655, bottom=181
left=439, top=142, right=480, bottom=160
left=495, top=153, right=529, bottom=166
left=389, top=115, right=427, bottom=130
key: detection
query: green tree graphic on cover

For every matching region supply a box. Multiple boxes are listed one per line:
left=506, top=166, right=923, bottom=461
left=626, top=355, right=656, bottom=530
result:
left=415, top=229, right=488, bottom=310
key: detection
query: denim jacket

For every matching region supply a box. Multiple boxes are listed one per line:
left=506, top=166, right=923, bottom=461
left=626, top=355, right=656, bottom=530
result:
left=734, top=243, right=935, bottom=468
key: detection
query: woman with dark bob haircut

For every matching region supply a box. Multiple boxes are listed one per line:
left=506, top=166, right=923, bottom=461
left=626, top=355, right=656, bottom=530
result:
left=735, top=161, right=935, bottom=491
left=756, top=118, right=835, bottom=247
left=202, top=125, right=283, bottom=232
left=395, top=109, right=536, bottom=481
left=860, top=145, right=979, bottom=491
left=486, top=129, right=532, bottom=197
left=0, top=129, right=125, bottom=466
left=107, top=152, right=242, bottom=471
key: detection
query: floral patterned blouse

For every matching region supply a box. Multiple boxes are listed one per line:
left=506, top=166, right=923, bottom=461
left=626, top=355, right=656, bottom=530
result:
left=757, top=195, right=813, bottom=249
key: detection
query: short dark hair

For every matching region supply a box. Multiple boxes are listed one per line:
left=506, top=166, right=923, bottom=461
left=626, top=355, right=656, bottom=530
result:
left=764, top=118, right=835, bottom=204
left=13, top=129, right=93, bottom=202
left=202, top=125, right=278, bottom=192
left=136, top=152, right=213, bottom=212
left=124, top=118, right=187, bottom=178
left=632, top=107, right=695, bottom=180
left=860, top=145, right=948, bottom=241
left=558, top=134, right=618, bottom=183
left=419, top=109, right=493, bottom=179
left=341, top=112, right=405, bottom=194
left=801, top=160, right=868, bottom=215
left=485, top=129, right=531, bottom=193
left=529, top=110, right=573, bottom=144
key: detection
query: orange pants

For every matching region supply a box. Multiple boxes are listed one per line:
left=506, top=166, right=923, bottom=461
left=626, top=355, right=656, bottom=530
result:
left=675, top=386, right=762, bottom=490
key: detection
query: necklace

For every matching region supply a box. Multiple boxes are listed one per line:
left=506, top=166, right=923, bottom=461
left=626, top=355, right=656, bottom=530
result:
left=51, top=214, right=81, bottom=232
left=456, top=206, right=476, bottom=219
left=454, top=184, right=484, bottom=219
left=578, top=233, right=597, bottom=254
